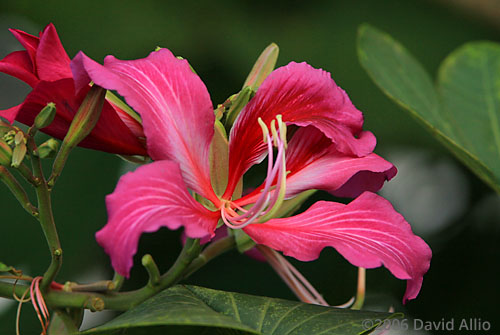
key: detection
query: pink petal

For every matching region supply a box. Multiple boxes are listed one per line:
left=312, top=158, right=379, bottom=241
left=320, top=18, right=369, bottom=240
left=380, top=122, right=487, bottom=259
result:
left=226, top=62, right=376, bottom=196
left=14, top=79, right=147, bottom=155
left=285, top=126, right=397, bottom=198
left=236, top=126, right=396, bottom=206
left=35, top=23, right=72, bottom=81
left=244, top=192, right=432, bottom=302
left=0, top=50, right=38, bottom=87
left=0, top=104, right=22, bottom=124
left=97, top=160, right=220, bottom=277
left=72, top=50, right=218, bottom=203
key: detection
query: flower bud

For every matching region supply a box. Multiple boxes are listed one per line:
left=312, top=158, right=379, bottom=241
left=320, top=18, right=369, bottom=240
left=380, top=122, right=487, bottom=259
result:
left=35, top=138, right=59, bottom=159
left=243, top=43, right=279, bottom=90
left=0, top=140, right=12, bottom=166
left=34, top=102, right=56, bottom=129
left=11, top=141, right=26, bottom=168
left=64, top=85, right=106, bottom=148
left=10, top=131, right=27, bottom=168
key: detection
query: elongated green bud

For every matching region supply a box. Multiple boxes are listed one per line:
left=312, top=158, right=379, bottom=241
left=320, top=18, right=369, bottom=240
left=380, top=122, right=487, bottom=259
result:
left=243, top=43, right=279, bottom=90
left=49, top=85, right=106, bottom=187
left=34, top=102, right=56, bottom=129
left=65, top=85, right=106, bottom=147
left=0, top=140, right=12, bottom=166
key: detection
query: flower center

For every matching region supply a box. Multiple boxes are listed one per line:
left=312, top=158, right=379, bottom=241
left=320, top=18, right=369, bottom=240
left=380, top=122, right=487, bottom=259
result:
left=221, top=115, right=288, bottom=229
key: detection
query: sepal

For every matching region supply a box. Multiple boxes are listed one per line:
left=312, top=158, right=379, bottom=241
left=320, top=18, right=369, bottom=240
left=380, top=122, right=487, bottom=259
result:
left=225, top=86, right=255, bottom=128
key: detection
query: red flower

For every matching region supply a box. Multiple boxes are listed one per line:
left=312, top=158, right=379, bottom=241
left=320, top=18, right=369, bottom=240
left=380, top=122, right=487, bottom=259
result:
left=0, top=24, right=146, bottom=155
left=74, top=48, right=431, bottom=303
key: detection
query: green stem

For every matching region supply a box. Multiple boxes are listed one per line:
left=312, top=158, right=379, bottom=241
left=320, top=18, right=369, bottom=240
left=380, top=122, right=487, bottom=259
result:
left=0, top=166, right=38, bottom=217
left=142, top=254, right=161, bottom=286
left=0, top=238, right=203, bottom=311
left=111, top=272, right=124, bottom=292
left=183, top=235, right=236, bottom=279
left=16, top=162, right=39, bottom=186
left=47, top=142, right=71, bottom=188
left=159, top=238, right=202, bottom=286
left=28, top=137, right=62, bottom=291
left=351, top=267, right=366, bottom=310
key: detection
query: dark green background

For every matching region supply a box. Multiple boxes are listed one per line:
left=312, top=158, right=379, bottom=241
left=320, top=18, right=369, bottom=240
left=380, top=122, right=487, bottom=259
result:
left=0, top=1, right=498, bottom=334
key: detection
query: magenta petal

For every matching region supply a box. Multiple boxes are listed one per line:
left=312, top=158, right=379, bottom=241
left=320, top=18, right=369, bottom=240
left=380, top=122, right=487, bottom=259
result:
left=96, top=160, right=220, bottom=277
left=244, top=192, right=432, bottom=302
left=227, top=62, right=376, bottom=195
left=35, top=23, right=72, bottom=81
left=285, top=127, right=396, bottom=198
left=72, top=50, right=217, bottom=203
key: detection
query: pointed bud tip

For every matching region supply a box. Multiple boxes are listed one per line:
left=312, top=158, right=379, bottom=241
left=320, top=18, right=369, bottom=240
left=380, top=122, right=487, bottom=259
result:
left=243, top=42, right=280, bottom=89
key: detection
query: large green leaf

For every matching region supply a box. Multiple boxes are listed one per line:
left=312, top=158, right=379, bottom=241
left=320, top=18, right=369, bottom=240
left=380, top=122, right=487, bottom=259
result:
left=83, top=285, right=396, bottom=335
left=438, top=42, right=500, bottom=188
left=358, top=24, right=500, bottom=193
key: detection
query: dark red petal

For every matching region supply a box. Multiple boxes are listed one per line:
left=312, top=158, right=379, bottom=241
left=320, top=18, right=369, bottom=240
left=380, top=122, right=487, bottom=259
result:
left=9, top=28, right=40, bottom=66
left=0, top=51, right=38, bottom=87
left=35, top=23, right=72, bottom=81
left=15, top=79, right=147, bottom=155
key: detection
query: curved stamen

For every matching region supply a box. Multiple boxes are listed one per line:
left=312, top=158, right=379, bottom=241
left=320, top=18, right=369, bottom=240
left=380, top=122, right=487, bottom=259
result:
left=228, top=132, right=275, bottom=222
left=221, top=115, right=288, bottom=229
left=257, top=245, right=328, bottom=306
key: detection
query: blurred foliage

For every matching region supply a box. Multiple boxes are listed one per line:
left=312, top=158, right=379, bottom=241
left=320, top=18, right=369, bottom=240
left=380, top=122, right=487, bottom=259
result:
left=0, top=0, right=499, bottom=334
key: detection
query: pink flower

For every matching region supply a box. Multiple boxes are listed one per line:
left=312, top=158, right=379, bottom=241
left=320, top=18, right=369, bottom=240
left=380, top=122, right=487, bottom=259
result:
left=0, top=24, right=146, bottom=155
left=73, top=48, right=431, bottom=303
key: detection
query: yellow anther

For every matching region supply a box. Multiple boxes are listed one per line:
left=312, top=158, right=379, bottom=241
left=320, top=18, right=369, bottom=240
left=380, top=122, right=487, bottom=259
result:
left=257, top=117, right=269, bottom=143
left=276, top=115, right=287, bottom=149
left=270, top=119, right=278, bottom=147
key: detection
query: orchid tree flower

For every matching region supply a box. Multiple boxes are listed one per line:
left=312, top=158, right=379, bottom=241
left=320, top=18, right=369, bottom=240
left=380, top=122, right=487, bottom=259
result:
left=73, top=48, right=431, bottom=303
left=0, top=24, right=146, bottom=155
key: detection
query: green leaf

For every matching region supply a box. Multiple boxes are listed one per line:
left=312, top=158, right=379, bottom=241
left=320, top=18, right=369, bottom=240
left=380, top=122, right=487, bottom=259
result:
left=438, top=42, right=500, bottom=191
left=357, top=24, right=500, bottom=193
left=84, top=285, right=396, bottom=335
